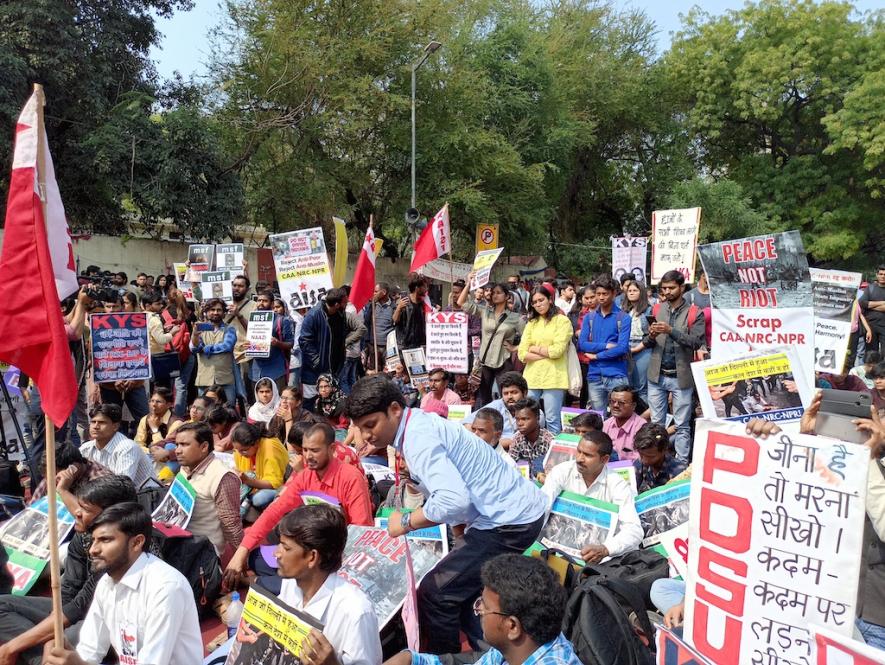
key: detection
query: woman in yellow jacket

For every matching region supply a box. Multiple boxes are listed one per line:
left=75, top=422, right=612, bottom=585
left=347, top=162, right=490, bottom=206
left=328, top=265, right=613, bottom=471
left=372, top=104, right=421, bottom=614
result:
left=518, top=284, right=574, bottom=434
left=232, top=421, right=290, bottom=516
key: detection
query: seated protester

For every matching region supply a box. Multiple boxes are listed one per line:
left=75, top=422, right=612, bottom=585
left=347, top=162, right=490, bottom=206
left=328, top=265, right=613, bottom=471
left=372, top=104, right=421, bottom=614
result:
left=203, top=384, right=228, bottom=405
left=419, top=368, right=463, bottom=409
left=79, top=404, right=157, bottom=491
left=206, top=404, right=239, bottom=452
left=470, top=408, right=516, bottom=468
left=315, top=373, right=348, bottom=429
left=267, top=386, right=322, bottom=444
left=462, top=372, right=541, bottom=450
left=29, top=443, right=112, bottom=513
left=275, top=505, right=382, bottom=665
left=134, top=387, right=183, bottom=483
left=231, top=422, right=289, bottom=516
left=633, top=423, right=687, bottom=494
left=383, top=455, right=426, bottom=510
left=542, top=431, right=642, bottom=563
left=223, top=423, right=373, bottom=590
left=849, top=351, right=881, bottom=390
left=389, top=554, right=580, bottom=665
left=247, top=377, right=280, bottom=424
left=0, top=476, right=137, bottom=665
left=818, top=354, right=871, bottom=394
left=285, top=420, right=314, bottom=475
left=452, top=373, right=477, bottom=407
left=174, top=422, right=244, bottom=558
left=569, top=411, right=603, bottom=437
left=870, top=361, right=885, bottom=417
left=185, top=395, right=216, bottom=425
left=43, top=503, right=202, bottom=665
left=508, top=398, right=554, bottom=478
left=650, top=577, right=687, bottom=628
left=602, top=385, right=646, bottom=462
left=422, top=399, right=450, bottom=419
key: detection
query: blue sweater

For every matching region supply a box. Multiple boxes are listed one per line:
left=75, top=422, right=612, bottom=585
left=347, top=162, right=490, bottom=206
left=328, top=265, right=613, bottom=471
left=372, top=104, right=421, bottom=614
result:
left=577, top=305, right=631, bottom=380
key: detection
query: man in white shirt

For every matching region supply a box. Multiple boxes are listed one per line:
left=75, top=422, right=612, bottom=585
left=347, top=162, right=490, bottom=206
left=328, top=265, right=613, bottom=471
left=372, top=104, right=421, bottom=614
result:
left=275, top=504, right=381, bottom=665
left=470, top=408, right=516, bottom=467
left=542, top=430, right=643, bottom=564
left=79, top=405, right=157, bottom=490
left=43, top=503, right=202, bottom=665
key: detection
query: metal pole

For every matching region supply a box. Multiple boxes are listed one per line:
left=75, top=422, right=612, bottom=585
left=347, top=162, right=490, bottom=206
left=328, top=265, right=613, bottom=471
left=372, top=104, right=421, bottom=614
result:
left=411, top=65, right=417, bottom=210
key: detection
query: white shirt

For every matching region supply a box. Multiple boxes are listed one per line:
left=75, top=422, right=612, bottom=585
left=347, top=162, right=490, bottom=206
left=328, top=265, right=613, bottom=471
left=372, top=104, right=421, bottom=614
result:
left=542, top=462, right=643, bottom=557
left=279, top=573, right=382, bottom=665
left=495, top=443, right=517, bottom=467
left=79, top=432, right=157, bottom=490
left=76, top=553, right=202, bottom=665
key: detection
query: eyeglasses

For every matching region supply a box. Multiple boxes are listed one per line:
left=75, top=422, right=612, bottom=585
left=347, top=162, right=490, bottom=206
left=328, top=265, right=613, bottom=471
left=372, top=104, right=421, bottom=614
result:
left=473, top=597, right=509, bottom=618
left=608, top=399, right=633, bottom=407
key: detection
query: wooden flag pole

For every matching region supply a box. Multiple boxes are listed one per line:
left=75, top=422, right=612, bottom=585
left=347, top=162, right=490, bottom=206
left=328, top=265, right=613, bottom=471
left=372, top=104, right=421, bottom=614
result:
left=370, top=215, right=379, bottom=373
left=33, top=82, right=66, bottom=647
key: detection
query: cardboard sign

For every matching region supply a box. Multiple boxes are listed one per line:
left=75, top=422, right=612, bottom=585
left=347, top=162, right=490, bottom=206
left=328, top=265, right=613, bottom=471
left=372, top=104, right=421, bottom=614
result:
left=385, top=330, right=400, bottom=372
left=90, top=312, right=151, bottom=383
left=612, top=236, right=649, bottom=285
left=172, top=262, right=196, bottom=301
left=402, top=348, right=429, bottom=388
left=188, top=243, right=214, bottom=270
left=535, top=490, right=619, bottom=561
left=201, top=270, right=234, bottom=303
left=425, top=311, right=469, bottom=373
left=447, top=404, right=472, bottom=423
left=810, top=625, right=885, bottom=664
left=651, top=208, right=701, bottom=283
left=151, top=472, right=197, bottom=529
left=270, top=228, right=334, bottom=312
left=215, top=243, right=245, bottom=273
left=810, top=268, right=862, bottom=374
left=420, top=258, right=472, bottom=284
left=635, top=479, right=691, bottom=547
left=245, top=311, right=274, bottom=359
left=469, top=247, right=504, bottom=290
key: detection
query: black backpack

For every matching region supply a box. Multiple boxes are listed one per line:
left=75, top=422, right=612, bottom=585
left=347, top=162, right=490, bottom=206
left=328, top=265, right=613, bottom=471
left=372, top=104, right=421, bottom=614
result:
left=562, top=573, right=656, bottom=665
left=150, top=529, right=223, bottom=616
left=590, top=549, right=670, bottom=610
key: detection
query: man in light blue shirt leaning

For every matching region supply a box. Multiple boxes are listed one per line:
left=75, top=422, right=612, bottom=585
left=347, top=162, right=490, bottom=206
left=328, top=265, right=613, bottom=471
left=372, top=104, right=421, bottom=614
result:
left=347, top=375, right=548, bottom=655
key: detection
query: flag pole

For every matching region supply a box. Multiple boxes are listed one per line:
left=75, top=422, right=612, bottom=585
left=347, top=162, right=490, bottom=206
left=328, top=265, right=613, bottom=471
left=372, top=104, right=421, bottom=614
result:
left=33, top=82, right=65, bottom=648
left=370, top=216, right=379, bottom=373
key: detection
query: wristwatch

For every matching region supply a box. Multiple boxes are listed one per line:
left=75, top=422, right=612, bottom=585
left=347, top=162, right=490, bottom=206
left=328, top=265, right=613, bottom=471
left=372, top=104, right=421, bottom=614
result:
left=400, top=512, right=412, bottom=534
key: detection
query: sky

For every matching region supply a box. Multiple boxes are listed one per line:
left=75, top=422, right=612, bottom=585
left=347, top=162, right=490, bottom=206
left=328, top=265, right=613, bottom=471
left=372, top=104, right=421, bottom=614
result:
left=149, top=0, right=882, bottom=81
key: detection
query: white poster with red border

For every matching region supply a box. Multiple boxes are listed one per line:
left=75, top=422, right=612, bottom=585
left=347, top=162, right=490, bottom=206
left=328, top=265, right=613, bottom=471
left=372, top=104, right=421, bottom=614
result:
left=651, top=208, right=701, bottom=283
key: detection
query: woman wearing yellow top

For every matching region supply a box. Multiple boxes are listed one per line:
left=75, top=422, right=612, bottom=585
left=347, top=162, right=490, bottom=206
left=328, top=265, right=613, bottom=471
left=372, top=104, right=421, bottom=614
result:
left=232, top=421, right=290, bottom=516
left=517, top=284, right=573, bottom=435
left=134, top=387, right=183, bottom=483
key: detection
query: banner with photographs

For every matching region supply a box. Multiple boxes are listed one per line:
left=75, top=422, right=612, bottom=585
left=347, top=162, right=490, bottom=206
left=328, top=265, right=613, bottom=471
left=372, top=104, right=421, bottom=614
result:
left=683, top=421, right=867, bottom=665
left=691, top=348, right=813, bottom=424
left=542, top=433, right=580, bottom=473
left=698, top=231, right=814, bottom=372
left=151, top=472, right=196, bottom=529
left=270, top=228, right=334, bottom=312
left=216, top=243, right=245, bottom=273
left=536, top=491, right=619, bottom=562
left=201, top=270, right=234, bottom=303
left=339, top=524, right=448, bottom=627
left=224, top=583, right=323, bottom=665
left=635, top=479, right=690, bottom=547
left=245, top=311, right=274, bottom=359
left=90, top=312, right=151, bottom=383
left=402, top=348, right=429, bottom=388
left=810, top=268, right=862, bottom=374
left=425, top=312, right=469, bottom=373
left=611, top=236, right=648, bottom=285
left=1, top=497, right=76, bottom=595
left=172, top=262, right=196, bottom=301
left=651, top=208, right=701, bottom=283
left=469, top=248, right=504, bottom=291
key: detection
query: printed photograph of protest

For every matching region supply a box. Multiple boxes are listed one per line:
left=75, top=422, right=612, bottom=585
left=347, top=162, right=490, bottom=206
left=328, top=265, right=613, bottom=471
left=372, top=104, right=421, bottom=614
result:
left=539, top=513, right=608, bottom=560
left=226, top=619, right=301, bottom=665
left=0, top=499, right=75, bottom=559
left=636, top=480, right=691, bottom=546
left=151, top=493, right=189, bottom=528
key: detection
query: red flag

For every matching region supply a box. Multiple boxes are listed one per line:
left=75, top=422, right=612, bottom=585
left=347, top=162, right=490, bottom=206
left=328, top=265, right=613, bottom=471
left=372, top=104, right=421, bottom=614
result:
left=349, top=224, right=377, bottom=311
left=0, top=88, right=77, bottom=427
left=409, top=203, right=450, bottom=273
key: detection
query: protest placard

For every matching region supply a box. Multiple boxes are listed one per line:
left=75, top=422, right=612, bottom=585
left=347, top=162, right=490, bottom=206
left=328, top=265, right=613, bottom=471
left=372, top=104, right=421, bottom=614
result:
left=607, top=459, right=638, bottom=494
left=172, top=262, right=196, bottom=301
left=188, top=243, right=214, bottom=270
left=469, top=247, right=504, bottom=290
left=384, top=330, right=399, bottom=372
left=1, top=497, right=75, bottom=595
left=636, top=479, right=690, bottom=547
left=402, top=348, right=429, bottom=388
left=683, top=420, right=867, bottom=665
left=215, top=243, right=245, bottom=273
left=560, top=407, right=587, bottom=433
left=810, top=625, right=885, bottom=665
left=151, top=472, right=197, bottom=529
left=811, top=268, right=863, bottom=374
left=402, top=541, right=420, bottom=650
left=201, top=270, right=233, bottom=303
left=691, top=348, right=812, bottom=424
left=0, top=365, right=27, bottom=461
left=612, top=236, right=649, bottom=285
left=362, top=462, right=395, bottom=485
left=90, top=312, right=151, bottom=383
left=223, top=583, right=323, bottom=665
left=698, top=230, right=814, bottom=372
left=657, top=522, right=690, bottom=581
left=542, top=433, right=581, bottom=472
left=299, top=490, right=341, bottom=507
left=339, top=524, right=448, bottom=626
left=535, top=490, right=620, bottom=561
left=447, top=404, right=472, bottom=423
left=270, top=228, right=334, bottom=312
left=420, top=258, right=472, bottom=284
left=425, top=311, right=469, bottom=373
left=651, top=208, right=701, bottom=283
left=245, top=311, right=274, bottom=359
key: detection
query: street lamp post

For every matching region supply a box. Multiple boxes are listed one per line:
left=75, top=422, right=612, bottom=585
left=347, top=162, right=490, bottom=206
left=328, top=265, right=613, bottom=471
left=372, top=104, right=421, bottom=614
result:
left=411, top=40, right=442, bottom=210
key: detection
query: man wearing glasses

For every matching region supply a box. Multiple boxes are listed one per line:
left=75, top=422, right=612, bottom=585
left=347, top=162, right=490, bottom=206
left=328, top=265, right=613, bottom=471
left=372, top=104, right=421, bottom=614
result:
left=601, top=386, right=646, bottom=462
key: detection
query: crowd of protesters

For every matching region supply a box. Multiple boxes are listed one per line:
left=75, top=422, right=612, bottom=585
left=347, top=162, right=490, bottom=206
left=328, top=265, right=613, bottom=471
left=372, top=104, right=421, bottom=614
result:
left=0, top=260, right=884, bottom=665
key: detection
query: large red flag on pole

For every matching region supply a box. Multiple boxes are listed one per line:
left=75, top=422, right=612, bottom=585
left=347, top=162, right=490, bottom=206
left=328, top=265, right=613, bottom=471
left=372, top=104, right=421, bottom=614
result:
left=349, top=223, right=377, bottom=312
left=409, top=203, right=450, bottom=273
left=0, top=86, right=78, bottom=427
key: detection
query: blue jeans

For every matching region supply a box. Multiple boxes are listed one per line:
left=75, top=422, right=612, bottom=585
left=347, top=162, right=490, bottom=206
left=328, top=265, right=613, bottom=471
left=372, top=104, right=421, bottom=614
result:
left=648, top=375, right=694, bottom=462
left=528, top=388, right=565, bottom=435
left=173, top=354, right=196, bottom=418
left=856, top=617, right=885, bottom=650
left=338, top=357, right=360, bottom=395
left=233, top=361, right=248, bottom=400
left=650, top=578, right=686, bottom=614
left=587, top=375, right=628, bottom=412
left=630, top=348, right=652, bottom=403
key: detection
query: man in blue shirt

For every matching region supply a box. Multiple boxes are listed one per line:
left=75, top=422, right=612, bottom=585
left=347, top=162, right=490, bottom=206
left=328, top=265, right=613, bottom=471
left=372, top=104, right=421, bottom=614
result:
left=578, top=275, right=631, bottom=413
left=347, top=376, right=548, bottom=655
left=461, top=372, right=542, bottom=449
left=249, top=289, right=294, bottom=392
left=386, top=554, right=581, bottom=665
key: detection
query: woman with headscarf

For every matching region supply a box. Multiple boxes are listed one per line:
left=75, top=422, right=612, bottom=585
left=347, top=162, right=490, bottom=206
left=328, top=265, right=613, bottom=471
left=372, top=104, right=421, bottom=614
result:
left=247, top=377, right=280, bottom=424
left=314, top=373, right=348, bottom=428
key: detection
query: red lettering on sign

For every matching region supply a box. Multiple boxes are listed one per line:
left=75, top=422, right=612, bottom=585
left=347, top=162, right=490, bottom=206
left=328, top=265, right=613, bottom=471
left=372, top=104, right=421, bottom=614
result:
left=691, top=599, right=742, bottom=665
left=738, top=289, right=778, bottom=308
left=702, top=431, right=760, bottom=485
left=720, top=237, right=777, bottom=264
